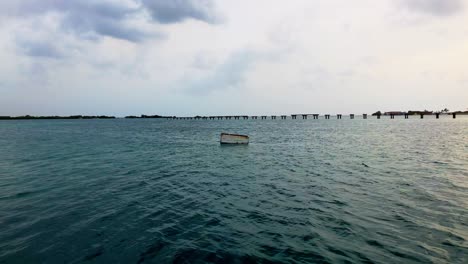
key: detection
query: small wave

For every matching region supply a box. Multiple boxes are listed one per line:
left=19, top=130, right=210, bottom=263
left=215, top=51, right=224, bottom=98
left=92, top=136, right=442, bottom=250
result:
left=83, top=248, right=103, bottom=261
left=137, top=242, right=166, bottom=264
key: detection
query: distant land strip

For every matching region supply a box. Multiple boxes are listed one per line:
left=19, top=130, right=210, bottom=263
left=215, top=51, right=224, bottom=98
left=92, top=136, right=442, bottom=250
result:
left=0, top=115, right=117, bottom=120
left=1, top=110, right=467, bottom=120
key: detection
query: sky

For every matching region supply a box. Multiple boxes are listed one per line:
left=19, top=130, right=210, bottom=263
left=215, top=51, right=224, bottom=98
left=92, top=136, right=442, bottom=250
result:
left=0, top=0, right=467, bottom=116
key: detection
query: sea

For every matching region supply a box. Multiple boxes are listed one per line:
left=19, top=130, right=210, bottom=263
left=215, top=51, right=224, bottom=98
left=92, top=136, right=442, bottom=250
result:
left=0, top=116, right=467, bottom=263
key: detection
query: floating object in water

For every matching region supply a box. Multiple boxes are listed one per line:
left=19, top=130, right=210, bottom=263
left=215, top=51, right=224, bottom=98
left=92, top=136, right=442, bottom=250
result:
left=220, top=133, right=249, bottom=144
left=362, top=162, right=369, bottom=168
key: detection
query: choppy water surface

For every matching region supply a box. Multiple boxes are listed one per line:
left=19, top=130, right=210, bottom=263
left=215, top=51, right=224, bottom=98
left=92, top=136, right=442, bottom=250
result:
left=1, top=117, right=467, bottom=263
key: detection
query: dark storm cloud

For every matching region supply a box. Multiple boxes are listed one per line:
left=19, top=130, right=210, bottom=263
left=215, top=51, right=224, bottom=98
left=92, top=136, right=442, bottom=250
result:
left=141, top=0, right=219, bottom=24
left=2, top=0, right=218, bottom=43
left=402, top=0, right=463, bottom=16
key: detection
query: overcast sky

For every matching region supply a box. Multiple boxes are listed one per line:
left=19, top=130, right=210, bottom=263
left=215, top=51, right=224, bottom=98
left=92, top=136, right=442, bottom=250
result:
left=0, top=0, right=467, bottom=116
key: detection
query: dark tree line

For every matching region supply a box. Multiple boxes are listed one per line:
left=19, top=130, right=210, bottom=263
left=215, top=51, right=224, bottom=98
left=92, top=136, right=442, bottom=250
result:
left=125, top=115, right=171, bottom=118
left=0, top=115, right=115, bottom=120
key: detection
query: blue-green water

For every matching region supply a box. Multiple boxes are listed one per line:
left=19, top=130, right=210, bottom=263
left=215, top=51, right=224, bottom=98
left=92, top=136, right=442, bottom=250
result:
left=1, top=117, right=467, bottom=263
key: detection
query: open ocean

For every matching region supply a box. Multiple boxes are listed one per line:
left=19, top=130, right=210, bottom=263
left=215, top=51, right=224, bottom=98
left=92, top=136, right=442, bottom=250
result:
left=0, top=116, right=467, bottom=263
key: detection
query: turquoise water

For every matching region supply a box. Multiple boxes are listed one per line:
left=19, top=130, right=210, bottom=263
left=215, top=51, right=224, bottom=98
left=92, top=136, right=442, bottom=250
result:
left=0, top=117, right=467, bottom=263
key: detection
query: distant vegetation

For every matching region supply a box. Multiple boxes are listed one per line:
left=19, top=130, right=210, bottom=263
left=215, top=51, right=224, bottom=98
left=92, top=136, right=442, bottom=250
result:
left=0, top=115, right=115, bottom=120
left=125, top=115, right=173, bottom=118
left=0, top=114, right=173, bottom=120
left=372, top=108, right=468, bottom=116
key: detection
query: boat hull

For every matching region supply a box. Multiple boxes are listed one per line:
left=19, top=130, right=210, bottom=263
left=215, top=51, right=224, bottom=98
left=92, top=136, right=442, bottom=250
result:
left=220, top=133, right=249, bottom=144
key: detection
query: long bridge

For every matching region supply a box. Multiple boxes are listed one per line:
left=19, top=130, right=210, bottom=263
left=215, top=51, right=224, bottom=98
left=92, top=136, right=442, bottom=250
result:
left=168, top=113, right=458, bottom=120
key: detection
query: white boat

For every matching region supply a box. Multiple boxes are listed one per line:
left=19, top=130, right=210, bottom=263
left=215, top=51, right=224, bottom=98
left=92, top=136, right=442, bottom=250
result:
left=220, top=133, right=249, bottom=144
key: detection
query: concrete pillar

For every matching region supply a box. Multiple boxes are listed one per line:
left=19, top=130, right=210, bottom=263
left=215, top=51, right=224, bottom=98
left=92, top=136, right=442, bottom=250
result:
left=337, top=114, right=342, bottom=119
left=292, top=115, right=297, bottom=119
left=363, top=114, right=367, bottom=119
left=350, top=114, right=354, bottom=119
left=281, top=115, right=286, bottom=119
left=262, top=116, right=266, bottom=119
left=420, top=114, right=424, bottom=119
left=325, top=114, right=330, bottom=119
left=453, top=113, right=456, bottom=119
left=404, top=114, right=408, bottom=119
left=390, top=114, right=394, bottom=119
left=272, top=116, right=276, bottom=119
left=436, top=113, right=440, bottom=119
left=377, top=114, right=381, bottom=119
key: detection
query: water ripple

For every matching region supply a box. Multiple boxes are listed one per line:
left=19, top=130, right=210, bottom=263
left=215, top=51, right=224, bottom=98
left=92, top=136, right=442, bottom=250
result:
left=0, top=117, right=467, bottom=263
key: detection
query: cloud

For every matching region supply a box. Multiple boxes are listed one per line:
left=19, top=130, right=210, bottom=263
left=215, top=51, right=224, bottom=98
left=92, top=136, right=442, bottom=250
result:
left=400, top=0, right=463, bottom=16
left=16, top=39, right=64, bottom=59
left=185, top=50, right=256, bottom=94
left=60, top=11, right=155, bottom=42
left=191, top=53, right=218, bottom=69
left=184, top=44, right=290, bottom=95
left=141, top=0, right=220, bottom=24
left=1, top=0, right=219, bottom=43
left=9, top=0, right=152, bottom=42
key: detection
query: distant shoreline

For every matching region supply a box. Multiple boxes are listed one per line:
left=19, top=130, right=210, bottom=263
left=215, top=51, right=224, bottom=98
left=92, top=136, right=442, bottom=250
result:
left=0, top=115, right=117, bottom=120
left=1, top=112, right=467, bottom=120
left=0, top=115, right=178, bottom=120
